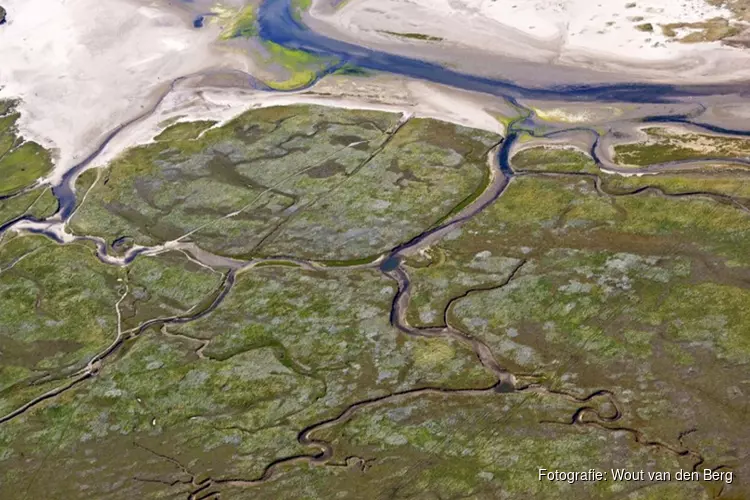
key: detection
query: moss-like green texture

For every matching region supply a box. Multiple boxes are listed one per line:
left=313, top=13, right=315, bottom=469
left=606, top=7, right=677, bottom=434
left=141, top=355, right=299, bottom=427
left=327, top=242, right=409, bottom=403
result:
left=402, top=170, right=750, bottom=497
left=661, top=18, right=740, bottom=42
left=602, top=169, right=750, bottom=200
left=291, top=0, right=312, bottom=20
left=5, top=112, right=750, bottom=499
left=0, top=101, right=54, bottom=196
left=70, top=105, right=499, bottom=260
left=512, top=146, right=599, bottom=173
left=260, top=42, right=334, bottom=90
left=0, top=187, right=58, bottom=227
left=0, top=266, right=495, bottom=499
left=220, top=5, right=257, bottom=39
left=0, top=235, right=221, bottom=417
left=614, top=127, right=750, bottom=166
left=255, top=394, right=704, bottom=500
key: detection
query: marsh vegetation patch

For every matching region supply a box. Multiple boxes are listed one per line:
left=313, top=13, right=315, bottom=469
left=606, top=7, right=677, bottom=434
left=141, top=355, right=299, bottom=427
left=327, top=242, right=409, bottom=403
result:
left=0, top=101, right=54, bottom=197
left=70, top=105, right=499, bottom=261
left=4, top=113, right=750, bottom=499
left=613, top=126, right=750, bottom=166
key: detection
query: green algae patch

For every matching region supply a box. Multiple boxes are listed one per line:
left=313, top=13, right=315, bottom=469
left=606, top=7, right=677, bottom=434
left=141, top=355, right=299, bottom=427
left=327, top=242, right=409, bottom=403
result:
left=252, top=260, right=302, bottom=268
left=333, top=63, right=372, bottom=77
left=291, top=0, right=312, bottom=20
left=219, top=5, right=258, bottom=39
left=261, top=42, right=328, bottom=90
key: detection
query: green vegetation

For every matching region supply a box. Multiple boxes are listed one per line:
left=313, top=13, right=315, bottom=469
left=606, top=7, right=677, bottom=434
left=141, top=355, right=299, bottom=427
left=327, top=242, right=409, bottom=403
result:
left=70, top=105, right=499, bottom=261
left=333, top=63, right=371, bottom=77
left=153, top=120, right=216, bottom=142
left=291, top=0, right=312, bottom=20
left=220, top=5, right=258, bottom=39
left=5, top=112, right=750, bottom=498
left=0, top=235, right=221, bottom=416
left=635, top=22, right=654, bottom=32
left=614, top=126, right=750, bottom=166
left=0, top=266, right=494, bottom=499
left=398, top=168, right=750, bottom=496
left=0, top=187, right=57, bottom=227
left=261, top=42, right=325, bottom=90
left=0, top=101, right=54, bottom=196
left=0, top=236, right=121, bottom=412
left=707, top=0, right=750, bottom=21
left=378, top=30, right=444, bottom=42
left=297, top=394, right=700, bottom=500
left=512, top=146, right=599, bottom=173
left=602, top=169, right=750, bottom=200
left=661, top=17, right=741, bottom=42
left=406, top=251, right=522, bottom=327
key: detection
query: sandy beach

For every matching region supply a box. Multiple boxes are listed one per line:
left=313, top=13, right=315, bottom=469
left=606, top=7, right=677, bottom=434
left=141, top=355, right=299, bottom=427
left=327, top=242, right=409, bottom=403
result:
left=0, top=0, right=241, bottom=184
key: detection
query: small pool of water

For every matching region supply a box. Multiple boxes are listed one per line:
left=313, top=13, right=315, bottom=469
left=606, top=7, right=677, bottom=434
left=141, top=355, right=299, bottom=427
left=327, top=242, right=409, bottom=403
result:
left=380, top=256, right=401, bottom=272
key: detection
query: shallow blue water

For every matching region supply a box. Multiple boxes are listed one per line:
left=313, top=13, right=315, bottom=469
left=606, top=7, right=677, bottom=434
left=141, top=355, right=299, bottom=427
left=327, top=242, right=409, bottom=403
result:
left=257, top=0, right=748, bottom=104
left=380, top=256, right=401, bottom=272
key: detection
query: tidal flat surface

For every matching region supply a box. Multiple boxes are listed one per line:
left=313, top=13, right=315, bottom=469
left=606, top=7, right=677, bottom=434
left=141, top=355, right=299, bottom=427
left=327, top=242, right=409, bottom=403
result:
left=3, top=104, right=750, bottom=499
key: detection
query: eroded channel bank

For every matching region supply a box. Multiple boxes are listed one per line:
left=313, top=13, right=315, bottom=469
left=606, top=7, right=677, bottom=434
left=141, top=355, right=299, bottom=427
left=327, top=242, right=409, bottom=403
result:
left=3, top=2, right=750, bottom=497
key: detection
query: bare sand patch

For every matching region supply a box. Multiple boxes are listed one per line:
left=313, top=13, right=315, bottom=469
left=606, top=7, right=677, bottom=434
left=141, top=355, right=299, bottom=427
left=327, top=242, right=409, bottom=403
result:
left=0, top=0, right=243, bottom=183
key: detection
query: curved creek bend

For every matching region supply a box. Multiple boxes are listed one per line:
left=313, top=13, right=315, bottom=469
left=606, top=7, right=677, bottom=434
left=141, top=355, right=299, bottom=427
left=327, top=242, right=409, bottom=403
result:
left=3, top=1, right=750, bottom=497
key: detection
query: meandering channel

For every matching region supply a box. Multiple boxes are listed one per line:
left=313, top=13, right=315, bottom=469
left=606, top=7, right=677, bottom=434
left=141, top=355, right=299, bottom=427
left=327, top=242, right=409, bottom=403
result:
left=5, top=1, right=750, bottom=496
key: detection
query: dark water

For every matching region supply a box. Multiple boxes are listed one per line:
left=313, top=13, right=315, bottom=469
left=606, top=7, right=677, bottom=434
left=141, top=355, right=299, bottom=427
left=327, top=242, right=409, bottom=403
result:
left=642, top=116, right=750, bottom=137
left=193, top=13, right=219, bottom=30
left=380, top=256, right=401, bottom=272
left=497, top=133, right=518, bottom=177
